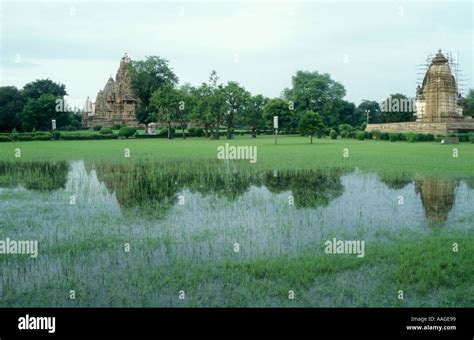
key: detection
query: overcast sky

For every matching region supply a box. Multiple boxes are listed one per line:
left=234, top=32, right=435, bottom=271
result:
left=1, top=0, right=472, bottom=108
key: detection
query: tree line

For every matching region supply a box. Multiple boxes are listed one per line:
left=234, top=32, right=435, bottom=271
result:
left=1, top=55, right=473, bottom=135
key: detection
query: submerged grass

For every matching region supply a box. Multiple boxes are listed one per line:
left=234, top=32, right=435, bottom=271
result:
left=0, top=137, right=473, bottom=307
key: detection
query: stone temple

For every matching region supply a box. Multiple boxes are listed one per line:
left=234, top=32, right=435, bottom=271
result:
left=82, top=53, right=139, bottom=128
left=367, top=50, right=474, bottom=135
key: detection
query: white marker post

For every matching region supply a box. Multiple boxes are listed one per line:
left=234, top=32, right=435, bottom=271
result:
left=51, top=119, right=56, bottom=130
left=273, top=116, right=278, bottom=145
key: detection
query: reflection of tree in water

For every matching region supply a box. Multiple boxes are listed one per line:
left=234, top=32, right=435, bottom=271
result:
left=0, top=161, right=69, bottom=191
left=263, top=169, right=347, bottom=208
left=93, top=161, right=348, bottom=217
left=379, top=173, right=412, bottom=190
left=415, top=179, right=458, bottom=225
left=466, top=178, right=474, bottom=190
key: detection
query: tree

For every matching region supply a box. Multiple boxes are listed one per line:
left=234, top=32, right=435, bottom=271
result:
left=129, top=56, right=178, bottom=130
left=222, top=81, right=251, bottom=139
left=176, top=84, right=195, bottom=139
left=463, top=89, right=474, bottom=117
left=150, top=85, right=182, bottom=139
left=299, top=111, right=326, bottom=144
left=207, top=71, right=227, bottom=139
left=356, top=100, right=380, bottom=126
left=331, top=99, right=358, bottom=127
left=17, top=94, right=58, bottom=131
left=23, top=79, right=67, bottom=100
left=378, top=93, right=415, bottom=123
left=0, top=86, right=26, bottom=132
left=190, top=83, right=214, bottom=138
left=243, top=94, right=267, bottom=138
left=283, top=70, right=346, bottom=127
left=263, top=98, right=294, bottom=133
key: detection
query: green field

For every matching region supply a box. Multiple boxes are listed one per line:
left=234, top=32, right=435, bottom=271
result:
left=0, top=136, right=473, bottom=307
left=1, top=135, right=473, bottom=177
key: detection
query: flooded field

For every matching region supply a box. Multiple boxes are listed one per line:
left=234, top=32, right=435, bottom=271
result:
left=1, top=160, right=473, bottom=307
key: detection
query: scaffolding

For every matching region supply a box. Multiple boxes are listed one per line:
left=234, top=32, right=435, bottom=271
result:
left=416, top=51, right=469, bottom=97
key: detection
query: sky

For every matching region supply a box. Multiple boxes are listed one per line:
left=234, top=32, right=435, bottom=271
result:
left=1, top=0, right=472, bottom=109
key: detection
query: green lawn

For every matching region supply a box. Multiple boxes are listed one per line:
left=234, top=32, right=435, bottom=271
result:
left=1, top=135, right=473, bottom=178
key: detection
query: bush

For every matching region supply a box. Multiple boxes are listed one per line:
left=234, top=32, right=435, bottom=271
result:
left=380, top=132, right=389, bottom=140
left=329, top=129, right=338, bottom=140
left=111, top=124, right=122, bottom=130
left=398, top=133, right=406, bottom=141
left=0, top=135, right=12, bottom=142
left=99, top=127, right=114, bottom=135
left=16, top=134, right=33, bottom=141
left=405, top=132, right=416, bottom=143
left=92, top=124, right=102, bottom=131
left=371, top=130, right=381, bottom=140
left=415, top=133, right=426, bottom=142
left=389, top=133, right=399, bottom=142
left=457, top=133, right=469, bottom=142
left=60, top=133, right=117, bottom=140
left=52, top=131, right=61, bottom=140
left=158, top=127, right=175, bottom=138
left=469, top=132, right=474, bottom=143
left=188, top=127, right=196, bottom=136
left=11, top=128, right=18, bottom=134
left=32, top=135, right=51, bottom=141
left=194, top=128, right=204, bottom=137
left=356, top=131, right=366, bottom=140
left=425, top=133, right=435, bottom=141
left=118, top=126, right=137, bottom=139
left=365, top=131, right=372, bottom=139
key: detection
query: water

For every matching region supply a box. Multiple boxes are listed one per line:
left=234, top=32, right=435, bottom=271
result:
left=0, top=160, right=473, bottom=306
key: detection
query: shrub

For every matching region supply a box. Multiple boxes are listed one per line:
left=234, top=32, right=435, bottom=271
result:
left=425, top=133, right=435, bottom=141
left=194, top=128, right=204, bottom=137
left=329, top=129, right=338, bottom=140
left=16, top=134, right=33, bottom=141
left=100, top=127, right=114, bottom=134
left=346, top=130, right=357, bottom=139
left=32, top=135, right=51, bottom=141
left=59, top=133, right=117, bottom=140
left=188, top=127, right=196, bottom=136
left=469, top=132, right=474, bottom=143
left=118, top=126, right=136, bottom=138
left=52, top=131, right=61, bottom=140
left=92, top=124, right=102, bottom=131
left=389, top=133, right=399, bottom=142
left=457, top=133, right=469, bottom=142
left=356, top=131, right=366, bottom=140
left=0, top=135, right=12, bottom=142
left=371, top=130, right=381, bottom=140
left=405, top=132, right=416, bottom=143
left=11, top=128, right=18, bottom=134
left=415, top=133, right=426, bottom=142
left=365, top=131, right=372, bottom=139
left=398, top=133, right=406, bottom=141
left=157, top=127, right=175, bottom=138
left=380, top=132, right=389, bottom=140
left=112, top=124, right=123, bottom=130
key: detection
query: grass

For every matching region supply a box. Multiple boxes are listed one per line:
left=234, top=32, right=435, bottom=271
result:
left=0, top=135, right=473, bottom=178
left=0, top=135, right=473, bottom=307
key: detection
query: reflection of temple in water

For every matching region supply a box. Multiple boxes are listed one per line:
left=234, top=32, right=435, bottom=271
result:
left=415, top=179, right=457, bottom=224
